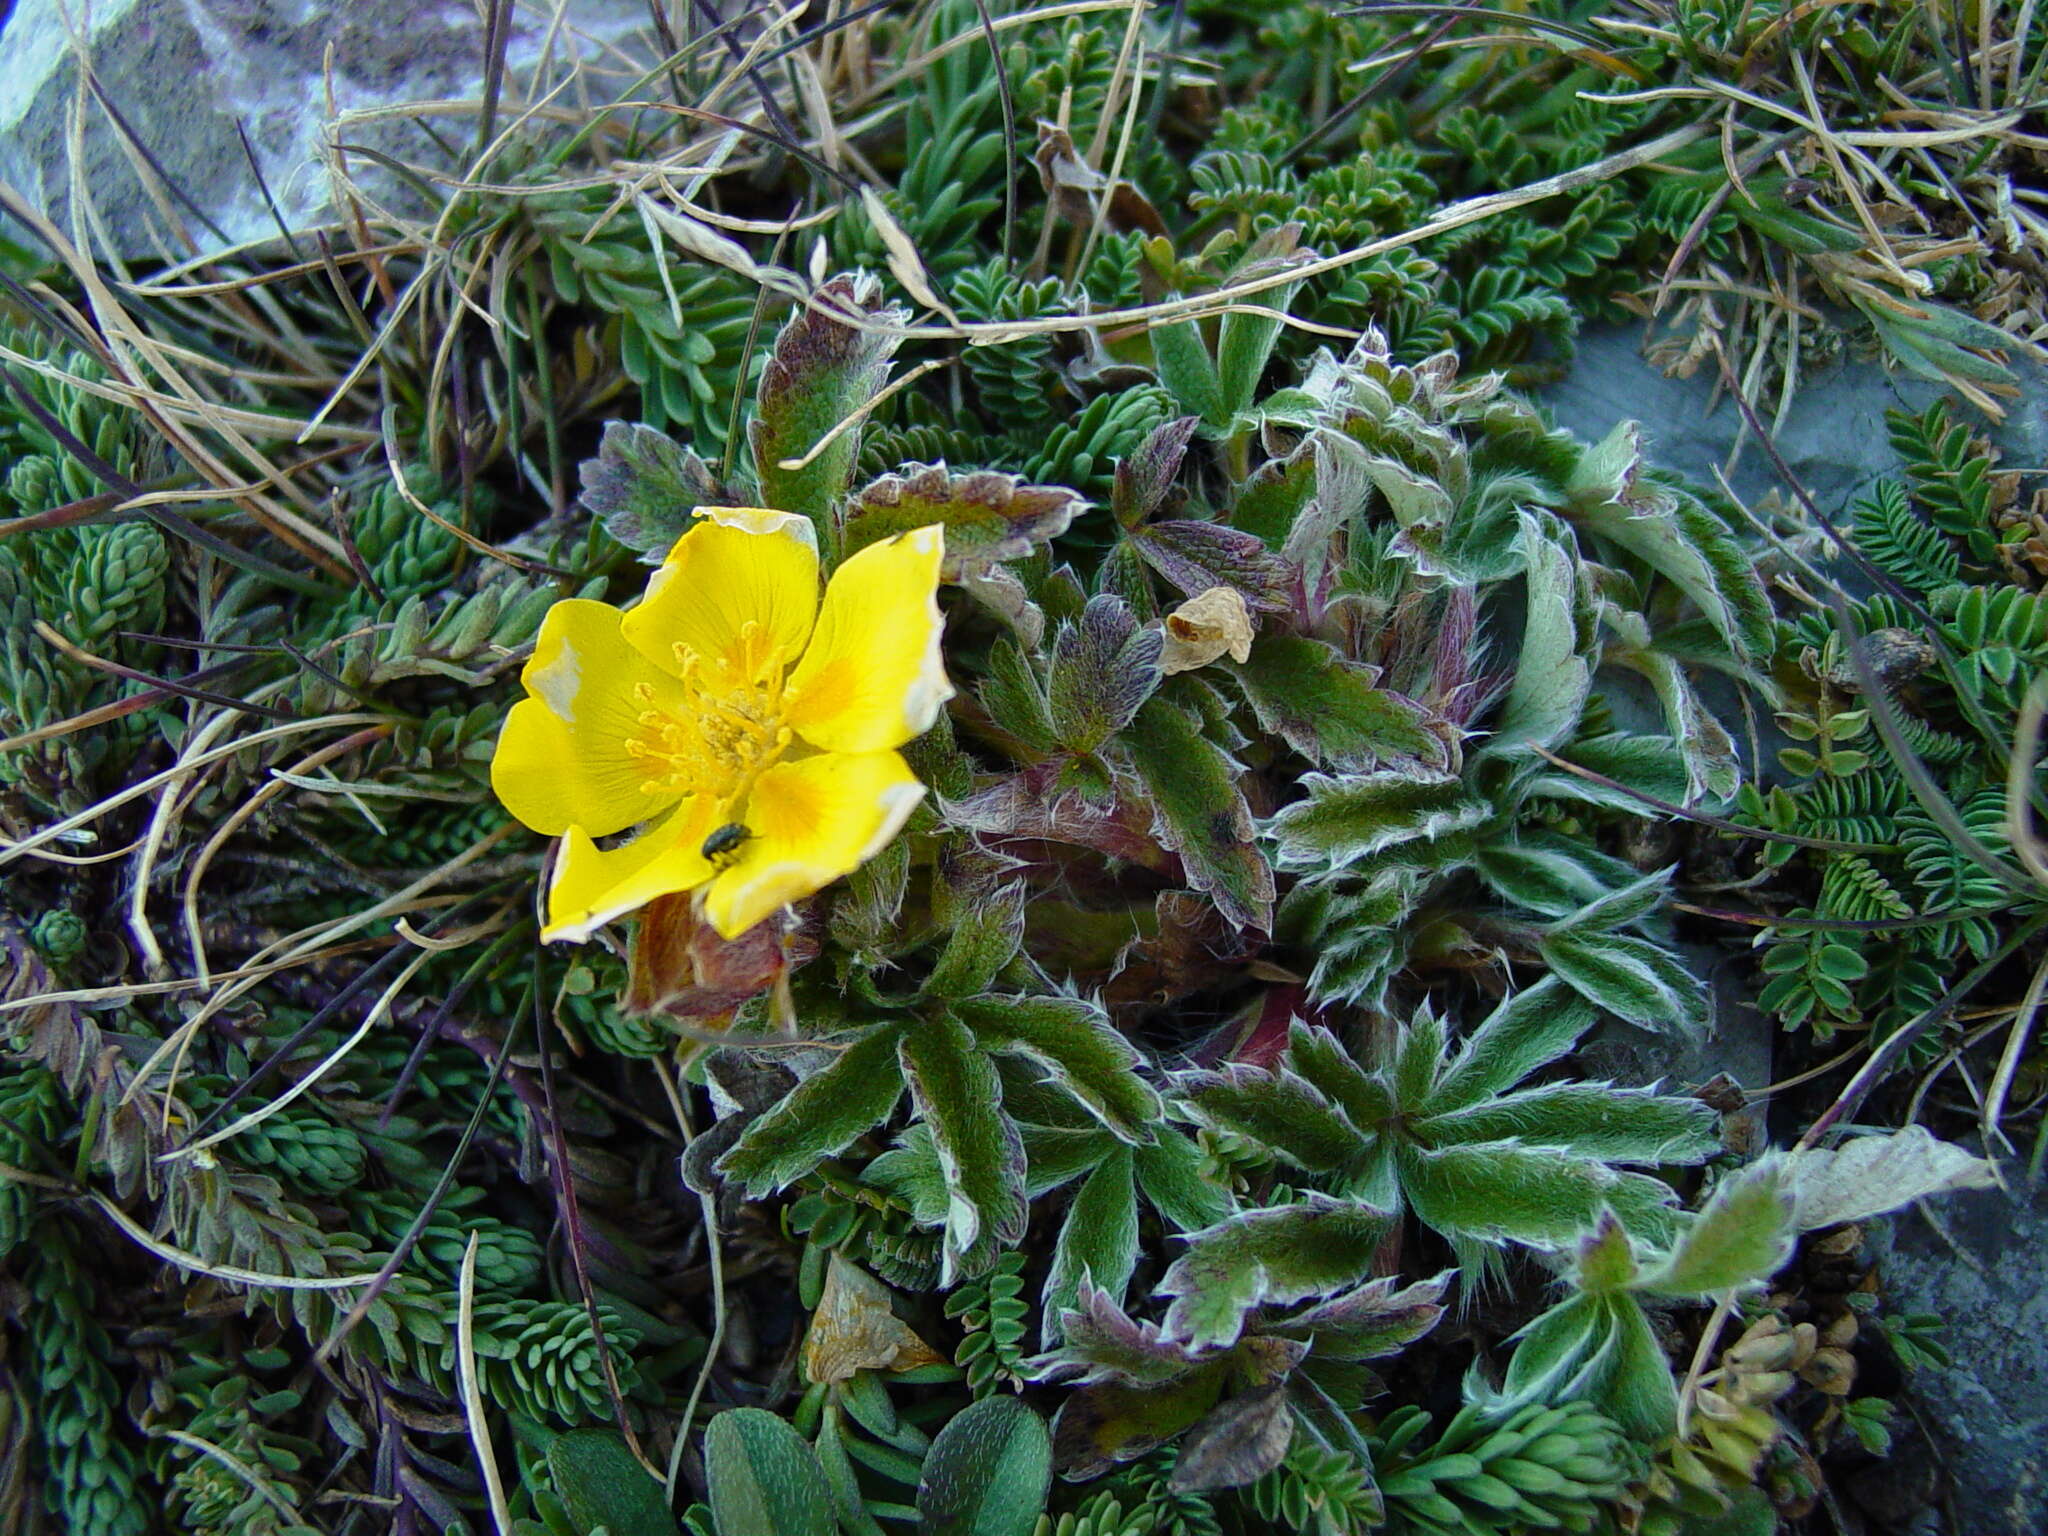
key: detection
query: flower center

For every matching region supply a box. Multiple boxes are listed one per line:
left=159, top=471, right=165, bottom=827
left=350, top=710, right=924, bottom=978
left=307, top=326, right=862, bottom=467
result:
left=624, top=620, right=794, bottom=806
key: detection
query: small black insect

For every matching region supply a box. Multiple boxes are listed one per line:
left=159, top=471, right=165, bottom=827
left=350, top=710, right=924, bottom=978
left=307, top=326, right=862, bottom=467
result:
left=701, top=822, right=753, bottom=865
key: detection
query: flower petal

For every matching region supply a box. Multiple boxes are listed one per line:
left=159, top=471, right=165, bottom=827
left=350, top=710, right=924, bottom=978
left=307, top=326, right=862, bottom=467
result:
left=703, top=752, right=925, bottom=939
left=784, top=526, right=953, bottom=753
left=491, top=598, right=687, bottom=838
left=622, top=507, right=820, bottom=677
left=541, top=797, right=721, bottom=943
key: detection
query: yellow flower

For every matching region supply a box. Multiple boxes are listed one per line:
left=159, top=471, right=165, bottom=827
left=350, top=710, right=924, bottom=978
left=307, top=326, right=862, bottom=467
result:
left=490, top=507, right=951, bottom=942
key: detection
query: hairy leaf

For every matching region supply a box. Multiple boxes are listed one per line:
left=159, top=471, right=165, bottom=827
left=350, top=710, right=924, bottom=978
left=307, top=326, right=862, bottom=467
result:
left=1637, top=1160, right=1796, bottom=1297
left=1264, top=770, right=1486, bottom=875
left=717, top=1026, right=907, bottom=1196
left=1042, top=1148, right=1140, bottom=1345
left=1031, top=1280, right=1199, bottom=1388
left=917, top=1396, right=1052, bottom=1536
left=1176, top=1063, right=1362, bottom=1174
left=1133, top=1128, right=1236, bottom=1233
left=900, top=1015, right=1028, bottom=1279
left=1121, top=695, right=1275, bottom=931
left=1425, top=987, right=1597, bottom=1122
left=1158, top=1196, right=1392, bottom=1351
left=751, top=273, right=902, bottom=536
left=704, top=1408, right=836, bottom=1536
left=1231, top=635, right=1444, bottom=771
left=1113, top=416, right=1200, bottom=529
left=1262, top=1272, right=1449, bottom=1361
left=923, top=882, right=1027, bottom=1000
left=578, top=421, right=726, bottom=559
left=954, top=994, right=1162, bottom=1144
left=1398, top=1142, right=1671, bottom=1251
left=1047, top=595, right=1164, bottom=753
left=1132, top=520, right=1295, bottom=611
left=1488, top=515, right=1592, bottom=756
left=844, top=463, right=1084, bottom=577
left=1423, top=1082, right=1718, bottom=1166
left=550, top=1429, right=681, bottom=1536
left=1539, top=929, right=1709, bottom=1039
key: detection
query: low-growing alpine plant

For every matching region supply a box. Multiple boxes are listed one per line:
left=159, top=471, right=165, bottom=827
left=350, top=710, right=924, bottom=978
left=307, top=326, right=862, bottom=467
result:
left=3, top=2, right=2026, bottom=1531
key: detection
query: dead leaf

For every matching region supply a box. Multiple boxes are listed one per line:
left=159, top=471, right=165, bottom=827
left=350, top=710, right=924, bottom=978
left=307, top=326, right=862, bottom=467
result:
left=801, top=1253, right=945, bottom=1384
left=1786, top=1125, right=2000, bottom=1231
left=1160, top=587, right=1254, bottom=675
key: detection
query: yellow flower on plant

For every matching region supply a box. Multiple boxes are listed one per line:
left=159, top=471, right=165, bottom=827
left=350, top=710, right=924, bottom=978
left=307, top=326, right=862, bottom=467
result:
left=490, top=507, right=952, bottom=942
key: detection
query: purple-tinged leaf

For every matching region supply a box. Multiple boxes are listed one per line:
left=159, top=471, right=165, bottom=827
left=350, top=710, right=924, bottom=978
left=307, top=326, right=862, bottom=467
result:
left=1030, top=1280, right=1200, bottom=1387
left=844, top=463, right=1085, bottom=579
left=1048, top=594, right=1165, bottom=753
left=1049, top=1362, right=1229, bottom=1480
left=1168, top=1388, right=1294, bottom=1492
left=578, top=421, right=732, bottom=560
left=1263, top=1273, right=1449, bottom=1361
left=1112, top=416, right=1200, bottom=529
left=750, top=274, right=903, bottom=536
left=1132, top=520, right=1294, bottom=612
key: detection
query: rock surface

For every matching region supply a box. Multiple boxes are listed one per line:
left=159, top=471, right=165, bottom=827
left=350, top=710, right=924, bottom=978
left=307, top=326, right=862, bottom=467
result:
left=1868, top=1169, right=2048, bottom=1534
left=1543, top=323, right=2048, bottom=515
left=0, top=0, right=652, bottom=256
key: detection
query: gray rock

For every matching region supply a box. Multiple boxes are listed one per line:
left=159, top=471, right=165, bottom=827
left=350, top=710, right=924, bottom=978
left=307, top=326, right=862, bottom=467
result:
left=1543, top=323, right=2048, bottom=515
left=0, top=0, right=653, bottom=257
left=1873, top=1168, right=2048, bottom=1534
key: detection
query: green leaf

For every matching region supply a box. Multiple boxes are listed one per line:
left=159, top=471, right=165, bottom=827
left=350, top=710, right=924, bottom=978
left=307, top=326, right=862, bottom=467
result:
left=916, top=1398, right=1053, bottom=1536
left=1399, top=1142, right=1672, bottom=1251
left=1285, top=1024, right=1395, bottom=1131
left=1264, top=770, right=1486, bottom=875
left=1421, top=1083, right=1718, bottom=1167
left=1601, top=1293, right=1681, bottom=1441
left=1567, top=431, right=1773, bottom=662
left=578, top=421, right=727, bottom=560
left=954, top=995, right=1162, bottom=1144
left=1041, top=1148, right=1140, bottom=1345
left=1151, top=316, right=1227, bottom=430
left=717, top=1026, right=908, bottom=1196
left=1487, top=515, right=1592, bottom=756
left=1526, top=733, right=1693, bottom=812
left=1121, top=694, right=1275, bottom=931
left=1474, top=839, right=1627, bottom=919
left=978, top=638, right=1057, bottom=754
left=548, top=1429, right=681, bottom=1536
left=1047, top=595, right=1164, bottom=753
left=1544, top=866, right=1674, bottom=938
left=1157, top=1195, right=1392, bottom=1351
left=1229, top=635, right=1445, bottom=771
left=1132, top=1128, right=1235, bottom=1233
left=1230, top=445, right=1316, bottom=547
left=899, top=1015, right=1028, bottom=1280
left=922, top=883, right=1027, bottom=1000
left=1497, top=1293, right=1614, bottom=1406
left=1216, top=267, right=1307, bottom=421
left=843, top=464, right=1084, bottom=578
left=750, top=273, right=902, bottom=542
left=1635, top=1160, right=1795, bottom=1298
left=816, top=1405, right=888, bottom=1536
left=1539, top=930, right=1710, bottom=1039
left=1176, top=1063, right=1362, bottom=1174
left=704, top=1408, right=836, bottom=1536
